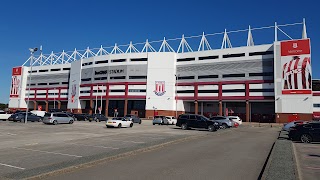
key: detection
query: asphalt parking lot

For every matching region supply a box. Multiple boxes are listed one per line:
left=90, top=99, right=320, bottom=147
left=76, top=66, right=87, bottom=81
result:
left=294, top=141, right=320, bottom=180
left=0, top=120, right=221, bottom=179
left=0, top=120, right=281, bottom=180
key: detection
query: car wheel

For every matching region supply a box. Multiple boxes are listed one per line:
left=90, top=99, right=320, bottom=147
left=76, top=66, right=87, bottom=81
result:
left=153, top=123, right=155, bottom=125
left=208, top=125, right=216, bottom=132
left=300, top=134, right=312, bottom=143
left=89, top=120, right=92, bottom=122
left=69, top=120, right=74, bottom=124
left=130, top=123, right=133, bottom=127
left=53, top=120, right=58, bottom=125
left=139, top=121, right=141, bottom=124
left=106, top=126, right=111, bottom=128
left=181, top=124, right=188, bottom=130
left=97, top=118, right=100, bottom=122
left=118, top=123, right=122, bottom=128
left=221, top=124, right=228, bottom=129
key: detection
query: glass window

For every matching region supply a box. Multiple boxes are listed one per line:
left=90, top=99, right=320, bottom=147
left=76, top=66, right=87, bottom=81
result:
left=179, top=115, right=188, bottom=119
left=190, top=115, right=197, bottom=119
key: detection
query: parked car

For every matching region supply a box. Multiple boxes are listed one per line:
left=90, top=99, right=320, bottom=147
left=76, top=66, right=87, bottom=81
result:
left=288, top=121, right=320, bottom=143
left=0, top=110, right=11, bottom=121
left=153, top=115, right=168, bottom=125
left=87, top=114, right=108, bottom=122
left=74, top=113, right=89, bottom=121
left=43, top=112, right=74, bottom=125
left=106, top=117, right=133, bottom=128
left=176, top=114, right=219, bottom=132
left=8, top=112, right=42, bottom=122
left=31, top=110, right=46, bottom=117
left=166, top=116, right=177, bottom=125
left=209, top=116, right=233, bottom=129
left=125, top=114, right=141, bottom=124
left=282, top=120, right=307, bottom=131
left=227, top=116, right=242, bottom=125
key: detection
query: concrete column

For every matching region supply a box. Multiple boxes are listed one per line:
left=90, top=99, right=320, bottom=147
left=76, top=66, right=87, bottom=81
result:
left=89, top=99, right=93, bottom=115
left=45, top=101, right=49, bottom=112
left=105, top=99, right=109, bottom=117
left=57, top=101, right=61, bottom=109
left=201, top=102, right=204, bottom=115
left=124, top=99, right=128, bottom=115
left=246, top=100, right=250, bottom=122
left=194, top=101, right=198, bottom=114
left=219, top=101, right=223, bottom=116
left=33, top=101, right=37, bottom=110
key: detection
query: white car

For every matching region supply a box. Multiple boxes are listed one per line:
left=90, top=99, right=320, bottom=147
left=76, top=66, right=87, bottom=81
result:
left=106, top=117, right=133, bottom=128
left=166, top=116, right=177, bottom=125
left=227, top=116, right=242, bottom=125
left=0, top=110, right=11, bottom=121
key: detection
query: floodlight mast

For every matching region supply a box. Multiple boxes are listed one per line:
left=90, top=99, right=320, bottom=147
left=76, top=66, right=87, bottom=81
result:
left=25, top=47, right=38, bottom=124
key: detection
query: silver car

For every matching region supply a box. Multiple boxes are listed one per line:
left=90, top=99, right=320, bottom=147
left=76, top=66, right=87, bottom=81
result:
left=209, top=116, right=233, bottom=129
left=43, top=112, right=74, bottom=125
left=153, top=116, right=168, bottom=125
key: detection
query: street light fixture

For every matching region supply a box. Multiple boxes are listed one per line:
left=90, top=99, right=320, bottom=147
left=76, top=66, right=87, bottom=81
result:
left=25, top=47, right=38, bottom=124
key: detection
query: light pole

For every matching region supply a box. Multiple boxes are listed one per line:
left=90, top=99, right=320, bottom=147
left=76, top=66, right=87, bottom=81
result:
left=174, top=74, right=179, bottom=118
left=25, top=47, right=38, bottom=124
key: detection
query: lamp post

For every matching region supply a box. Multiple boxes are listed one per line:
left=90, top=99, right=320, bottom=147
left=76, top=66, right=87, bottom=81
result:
left=25, top=47, right=38, bottom=124
left=175, top=74, right=179, bottom=118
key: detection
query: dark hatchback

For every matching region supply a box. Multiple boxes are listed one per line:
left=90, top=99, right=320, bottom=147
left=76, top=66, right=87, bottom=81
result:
left=88, top=114, right=109, bottom=122
left=288, top=121, right=320, bottom=143
left=74, top=113, right=89, bottom=121
left=8, top=112, right=42, bottom=122
left=176, top=114, right=219, bottom=132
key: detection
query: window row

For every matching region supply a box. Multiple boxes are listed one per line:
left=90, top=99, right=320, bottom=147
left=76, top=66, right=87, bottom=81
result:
left=177, top=51, right=273, bottom=62
left=28, top=68, right=70, bottom=73
left=177, top=72, right=273, bottom=80
left=28, top=82, right=69, bottom=86
left=177, top=89, right=274, bottom=93
left=83, top=76, right=147, bottom=82
left=80, top=89, right=146, bottom=93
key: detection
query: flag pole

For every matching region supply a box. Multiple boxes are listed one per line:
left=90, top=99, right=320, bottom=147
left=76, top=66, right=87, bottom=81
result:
left=100, top=86, right=102, bottom=114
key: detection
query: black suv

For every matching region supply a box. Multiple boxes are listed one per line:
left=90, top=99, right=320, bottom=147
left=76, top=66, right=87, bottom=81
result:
left=288, top=121, right=320, bottom=143
left=176, top=114, right=219, bottom=132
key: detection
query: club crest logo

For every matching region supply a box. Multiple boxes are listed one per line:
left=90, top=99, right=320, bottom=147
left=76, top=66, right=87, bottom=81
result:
left=293, top=43, right=298, bottom=49
left=154, top=81, right=166, bottom=96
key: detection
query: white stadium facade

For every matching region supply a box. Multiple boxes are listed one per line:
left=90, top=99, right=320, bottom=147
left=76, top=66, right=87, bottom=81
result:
left=8, top=20, right=320, bottom=123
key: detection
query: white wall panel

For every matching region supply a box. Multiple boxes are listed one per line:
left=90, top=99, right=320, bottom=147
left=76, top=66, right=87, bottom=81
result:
left=222, top=92, right=245, bottom=96
left=222, top=84, right=245, bottom=89
left=249, top=83, right=274, bottom=89
left=198, top=85, right=218, bottom=90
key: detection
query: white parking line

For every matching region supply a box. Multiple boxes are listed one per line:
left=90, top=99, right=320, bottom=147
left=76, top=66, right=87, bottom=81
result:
left=12, top=147, right=82, bottom=158
left=0, top=163, right=25, bottom=170
left=69, top=143, right=119, bottom=150
left=108, top=140, right=145, bottom=144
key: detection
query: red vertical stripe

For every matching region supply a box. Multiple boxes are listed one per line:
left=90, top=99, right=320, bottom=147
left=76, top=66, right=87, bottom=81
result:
left=287, top=60, right=294, bottom=89
left=293, top=57, right=300, bottom=89
left=162, top=83, right=164, bottom=92
left=282, top=63, right=287, bottom=79
left=301, top=57, right=308, bottom=89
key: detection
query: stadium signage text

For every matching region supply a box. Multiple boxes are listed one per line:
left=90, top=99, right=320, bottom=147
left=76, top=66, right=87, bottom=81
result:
left=95, top=69, right=124, bottom=75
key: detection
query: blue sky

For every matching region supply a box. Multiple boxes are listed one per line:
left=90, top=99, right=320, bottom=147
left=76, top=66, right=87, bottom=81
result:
left=0, top=0, right=318, bottom=103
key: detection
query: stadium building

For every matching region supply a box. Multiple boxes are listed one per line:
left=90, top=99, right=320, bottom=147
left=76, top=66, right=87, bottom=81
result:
left=8, top=20, right=320, bottom=123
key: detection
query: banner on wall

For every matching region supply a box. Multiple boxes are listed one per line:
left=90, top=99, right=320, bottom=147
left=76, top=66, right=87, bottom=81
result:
left=10, top=67, right=22, bottom=98
left=281, top=39, right=312, bottom=94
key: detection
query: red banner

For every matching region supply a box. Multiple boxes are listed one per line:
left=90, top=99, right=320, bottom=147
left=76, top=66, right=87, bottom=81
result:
left=281, top=39, right=310, bottom=56
left=281, top=39, right=312, bottom=95
left=10, top=67, right=22, bottom=98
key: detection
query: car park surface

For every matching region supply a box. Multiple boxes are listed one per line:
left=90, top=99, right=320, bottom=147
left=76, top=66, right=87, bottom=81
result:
left=0, top=120, right=279, bottom=180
